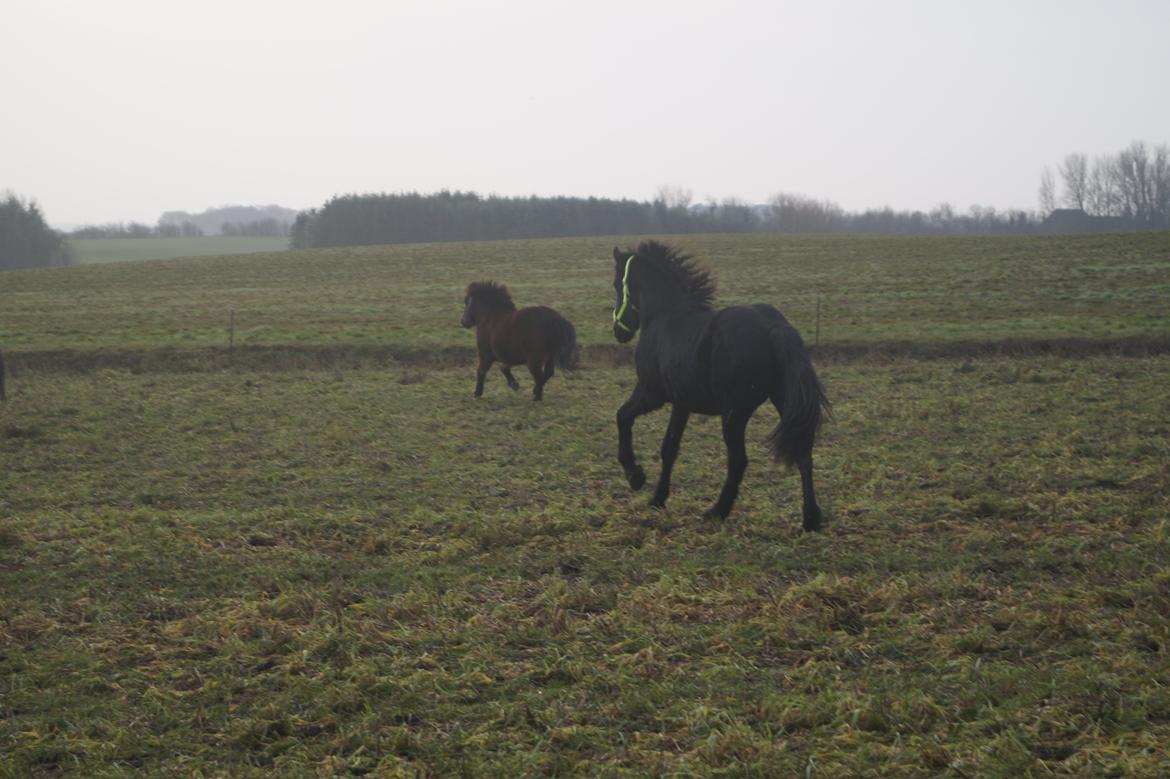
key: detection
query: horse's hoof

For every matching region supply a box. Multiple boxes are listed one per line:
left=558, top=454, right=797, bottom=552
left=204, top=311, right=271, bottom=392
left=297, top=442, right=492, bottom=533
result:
left=703, top=507, right=729, bottom=521
left=803, top=506, right=823, bottom=532
left=626, top=467, right=646, bottom=490
left=649, top=495, right=667, bottom=509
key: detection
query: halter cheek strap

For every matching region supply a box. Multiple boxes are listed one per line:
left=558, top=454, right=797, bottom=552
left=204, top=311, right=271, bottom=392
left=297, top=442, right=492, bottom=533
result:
left=613, top=255, right=638, bottom=332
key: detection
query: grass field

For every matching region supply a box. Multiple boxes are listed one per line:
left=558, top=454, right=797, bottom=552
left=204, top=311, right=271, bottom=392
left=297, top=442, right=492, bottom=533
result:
left=2, top=233, right=1169, bottom=776
left=5, top=232, right=1169, bottom=354
left=68, top=237, right=290, bottom=265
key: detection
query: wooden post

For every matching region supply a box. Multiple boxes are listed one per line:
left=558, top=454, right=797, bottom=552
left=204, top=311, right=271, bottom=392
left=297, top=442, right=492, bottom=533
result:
left=815, top=294, right=821, bottom=348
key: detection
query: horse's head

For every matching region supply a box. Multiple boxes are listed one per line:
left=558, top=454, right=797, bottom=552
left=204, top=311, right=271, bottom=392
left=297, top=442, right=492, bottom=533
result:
left=463, top=281, right=515, bottom=328
left=612, top=247, right=640, bottom=342
left=461, top=285, right=479, bottom=328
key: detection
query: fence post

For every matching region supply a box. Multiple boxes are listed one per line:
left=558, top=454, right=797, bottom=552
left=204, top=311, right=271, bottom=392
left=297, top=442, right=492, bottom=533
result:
left=815, top=294, right=821, bottom=348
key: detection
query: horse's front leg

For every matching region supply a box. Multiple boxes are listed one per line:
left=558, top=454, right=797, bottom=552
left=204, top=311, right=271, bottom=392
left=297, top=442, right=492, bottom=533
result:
left=474, top=354, right=494, bottom=397
left=500, top=366, right=520, bottom=391
left=650, top=406, right=690, bottom=508
left=616, top=384, right=663, bottom=491
left=705, top=408, right=751, bottom=519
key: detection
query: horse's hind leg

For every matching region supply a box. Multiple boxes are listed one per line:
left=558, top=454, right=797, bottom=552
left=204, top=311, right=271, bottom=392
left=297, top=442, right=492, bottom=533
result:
left=542, top=357, right=556, bottom=393
left=705, top=408, right=751, bottom=520
left=500, top=366, right=520, bottom=391
left=527, top=356, right=547, bottom=401
left=650, top=406, right=690, bottom=508
left=798, top=454, right=822, bottom=531
left=771, top=397, right=822, bottom=531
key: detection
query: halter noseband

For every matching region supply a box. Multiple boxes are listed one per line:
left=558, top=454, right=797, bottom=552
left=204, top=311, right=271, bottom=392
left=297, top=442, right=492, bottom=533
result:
left=613, top=255, right=638, bottom=332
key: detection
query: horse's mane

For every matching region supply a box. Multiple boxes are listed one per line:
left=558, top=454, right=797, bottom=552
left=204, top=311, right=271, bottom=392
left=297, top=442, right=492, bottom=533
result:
left=466, top=280, right=516, bottom=312
left=632, top=240, right=716, bottom=310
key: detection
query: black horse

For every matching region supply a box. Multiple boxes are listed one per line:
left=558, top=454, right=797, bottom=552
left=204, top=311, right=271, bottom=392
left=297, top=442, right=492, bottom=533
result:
left=611, top=241, right=829, bottom=529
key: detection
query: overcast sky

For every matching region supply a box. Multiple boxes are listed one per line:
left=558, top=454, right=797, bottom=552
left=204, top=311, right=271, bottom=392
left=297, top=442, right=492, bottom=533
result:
left=5, top=0, right=1169, bottom=227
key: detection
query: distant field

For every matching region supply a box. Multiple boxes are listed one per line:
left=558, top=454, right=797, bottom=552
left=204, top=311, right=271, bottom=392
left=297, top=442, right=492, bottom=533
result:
left=69, top=236, right=289, bottom=265
left=5, top=232, right=1169, bottom=354
left=2, top=232, right=1169, bottom=776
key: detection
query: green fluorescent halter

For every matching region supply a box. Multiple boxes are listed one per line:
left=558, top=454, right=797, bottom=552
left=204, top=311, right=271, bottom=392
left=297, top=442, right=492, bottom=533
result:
left=613, top=255, right=638, bottom=332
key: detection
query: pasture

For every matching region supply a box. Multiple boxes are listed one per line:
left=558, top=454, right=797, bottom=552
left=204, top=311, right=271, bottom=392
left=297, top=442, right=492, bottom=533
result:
left=2, top=233, right=1169, bottom=776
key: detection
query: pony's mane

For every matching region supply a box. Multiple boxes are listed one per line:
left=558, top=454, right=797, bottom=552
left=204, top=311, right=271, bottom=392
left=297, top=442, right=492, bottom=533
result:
left=633, top=240, right=716, bottom=309
left=466, top=280, right=516, bottom=311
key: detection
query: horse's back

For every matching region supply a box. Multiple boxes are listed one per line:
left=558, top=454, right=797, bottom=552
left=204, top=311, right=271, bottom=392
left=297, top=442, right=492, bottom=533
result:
left=514, top=305, right=559, bottom=328
left=705, top=306, right=784, bottom=400
left=507, top=306, right=574, bottom=364
left=710, top=305, right=793, bottom=364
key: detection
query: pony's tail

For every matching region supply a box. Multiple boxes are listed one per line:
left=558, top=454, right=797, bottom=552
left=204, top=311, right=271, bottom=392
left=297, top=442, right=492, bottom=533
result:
left=766, top=327, right=829, bottom=467
left=553, top=315, right=578, bottom=370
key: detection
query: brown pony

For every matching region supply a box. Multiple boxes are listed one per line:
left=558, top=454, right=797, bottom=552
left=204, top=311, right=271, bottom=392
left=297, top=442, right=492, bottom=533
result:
left=461, top=281, right=577, bottom=400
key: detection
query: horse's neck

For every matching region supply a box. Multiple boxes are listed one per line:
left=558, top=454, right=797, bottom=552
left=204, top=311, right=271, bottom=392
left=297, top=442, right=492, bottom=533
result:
left=641, top=298, right=710, bottom=329
left=479, top=307, right=514, bottom=325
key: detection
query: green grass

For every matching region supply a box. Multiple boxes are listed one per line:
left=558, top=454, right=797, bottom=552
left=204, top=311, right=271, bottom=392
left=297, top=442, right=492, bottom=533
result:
left=69, top=236, right=289, bottom=265
left=4, top=232, right=1168, bottom=353
left=2, top=232, right=1169, bottom=776
left=2, top=359, right=1167, bottom=776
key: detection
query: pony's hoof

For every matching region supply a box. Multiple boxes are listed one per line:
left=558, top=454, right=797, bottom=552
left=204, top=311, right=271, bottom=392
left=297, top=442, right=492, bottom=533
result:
left=802, top=507, right=823, bottom=532
left=703, top=505, right=730, bottom=520
left=626, top=467, right=646, bottom=490
left=649, top=495, right=667, bottom=509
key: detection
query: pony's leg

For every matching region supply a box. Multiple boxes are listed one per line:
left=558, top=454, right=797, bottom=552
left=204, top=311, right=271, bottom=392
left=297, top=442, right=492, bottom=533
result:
left=705, top=408, right=751, bottom=519
left=475, top=355, right=494, bottom=397
left=500, top=366, right=520, bottom=391
left=527, top=357, right=546, bottom=401
left=616, top=385, right=664, bottom=491
left=650, top=406, right=690, bottom=508
left=798, top=453, right=822, bottom=532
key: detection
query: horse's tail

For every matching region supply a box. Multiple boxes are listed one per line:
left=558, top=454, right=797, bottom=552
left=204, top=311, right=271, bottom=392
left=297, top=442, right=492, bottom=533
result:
left=766, top=326, right=828, bottom=467
left=552, top=314, right=578, bottom=370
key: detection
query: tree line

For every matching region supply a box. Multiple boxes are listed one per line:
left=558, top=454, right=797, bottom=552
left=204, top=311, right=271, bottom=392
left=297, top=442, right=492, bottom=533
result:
left=70, top=221, right=205, bottom=239
left=158, top=204, right=298, bottom=236
left=290, top=189, right=1053, bottom=249
left=70, top=218, right=290, bottom=239
left=0, top=193, right=72, bottom=271
left=1040, top=140, right=1170, bottom=228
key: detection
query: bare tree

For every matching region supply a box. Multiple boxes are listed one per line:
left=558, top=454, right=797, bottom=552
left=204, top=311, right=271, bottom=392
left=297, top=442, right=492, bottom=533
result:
left=1038, top=167, right=1057, bottom=214
left=1116, top=141, right=1147, bottom=221
left=768, top=192, right=843, bottom=232
left=653, top=184, right=693, bottom=211
left=1152, top=144, right=1170, bottom=227
left=1085, top=156, right=1120, bottom=216
left=1058, top=153, right=1088, bottom=210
